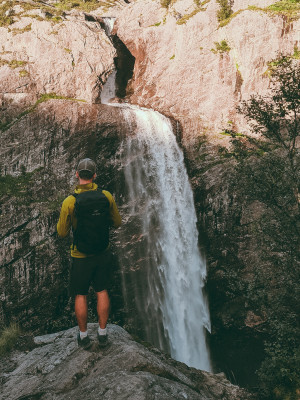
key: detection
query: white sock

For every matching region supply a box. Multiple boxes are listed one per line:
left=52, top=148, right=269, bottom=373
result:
left=80, top=330, right=88, bottom=339
left=98, top=327, right=107, bottom=336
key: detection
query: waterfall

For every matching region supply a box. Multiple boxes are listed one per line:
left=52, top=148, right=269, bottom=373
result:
left=100, top=70, right=117, bottom=104
left=100, top=17, right=117, bottom=105
left=100, top=16, right=211, bottom=371
left=117, top=105, right=212, bottom=371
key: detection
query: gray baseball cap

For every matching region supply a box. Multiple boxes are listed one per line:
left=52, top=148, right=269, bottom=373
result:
left=77, top=158, right=96, bottom=174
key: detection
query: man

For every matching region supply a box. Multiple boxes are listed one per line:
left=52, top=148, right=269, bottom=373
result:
left=57, top=158, right=121, bottom=349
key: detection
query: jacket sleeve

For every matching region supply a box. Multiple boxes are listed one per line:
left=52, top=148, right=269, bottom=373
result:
left=57, top=196, right=74, bottom=237
left=103, top=191, right=121, bottom=228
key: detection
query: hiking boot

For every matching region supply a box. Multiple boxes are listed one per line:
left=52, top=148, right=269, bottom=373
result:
left=97, top=331, right=108, bottom=348
left=77, top=332, right=92, bottom=350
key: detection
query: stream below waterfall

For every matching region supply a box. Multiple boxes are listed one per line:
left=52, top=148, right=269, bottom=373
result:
left=101, top=18, right=211, bottom=372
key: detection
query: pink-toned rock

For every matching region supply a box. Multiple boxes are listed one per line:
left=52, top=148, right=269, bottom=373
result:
left=115, top=0, right=299, bottom=145
left=0, top=12, right=116, bottom=116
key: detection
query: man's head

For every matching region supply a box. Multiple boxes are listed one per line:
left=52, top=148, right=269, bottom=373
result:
left=76, top=158, right=96, bottom=182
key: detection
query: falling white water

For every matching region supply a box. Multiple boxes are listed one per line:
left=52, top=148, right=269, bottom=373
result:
left=99, top=16, right=211, bottom=369
left=101, top=70, right=117, bottom=104
left=118, top=104, right=212, bottom=371
left=101, top=17, right=116, bottom=36
left=100, top=17, right=117, bottom=105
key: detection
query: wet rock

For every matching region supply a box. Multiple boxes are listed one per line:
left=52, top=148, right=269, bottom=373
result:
left=0, top=324, right=255, bottom=400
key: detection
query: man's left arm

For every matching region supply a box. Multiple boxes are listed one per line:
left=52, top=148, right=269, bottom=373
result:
left=103, top=191, right=121, bottom=228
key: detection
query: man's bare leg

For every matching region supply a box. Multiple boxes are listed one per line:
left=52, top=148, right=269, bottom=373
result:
left=97, top=290, right=110, bottom=329
left=75, top=295, right=88, bottom=332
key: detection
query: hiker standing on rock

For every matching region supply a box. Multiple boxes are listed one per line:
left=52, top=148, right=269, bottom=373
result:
left=57, top=158, right=121, bottom=349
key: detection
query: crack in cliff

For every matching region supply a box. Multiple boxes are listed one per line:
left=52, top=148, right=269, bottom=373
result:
left=99, top=17, right=135, bottom=100
left=0, top=215, right=40, bottom=242
left=130, top=363, right=199, bottom=394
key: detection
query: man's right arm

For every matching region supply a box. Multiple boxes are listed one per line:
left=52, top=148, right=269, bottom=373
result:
left=57, top=196, right=74, bottom=237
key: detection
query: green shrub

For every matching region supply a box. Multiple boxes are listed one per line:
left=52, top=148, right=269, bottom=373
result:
left=0, top=1, right=14, bottom=27
left=19, top=69, right=29, bottom=77
left=211, top=40, right=231, bottom=53
left=216, top=0, right=233, bottom=21
left=268, top=0, right=300, bottom=12
left=0, top=324, right=20, bottom=356
left=224, top=57, right=300, bottom=399
left=160, top=0, right=172, bottom=8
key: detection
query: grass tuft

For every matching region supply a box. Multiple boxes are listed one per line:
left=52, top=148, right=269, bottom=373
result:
left=54, top=0, right=121, bottom=12
left=0, top=92, right=86, bottom=132
left=0, top=58, right=27, bottom=69
left=19, top=69, right=29, bottom=77
left=176, top=1, right=209, bottom=24
left=0, top=324, right=20, bottom=356
left=219, top=1, right=300, bottom=27
left=9, top=23, right=32, bottom=35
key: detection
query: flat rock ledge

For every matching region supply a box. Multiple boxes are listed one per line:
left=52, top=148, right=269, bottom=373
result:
left=0, top=324, right=254, bottom=400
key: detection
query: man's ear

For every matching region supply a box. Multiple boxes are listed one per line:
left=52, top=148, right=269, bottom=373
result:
left=76, top=171, right=79, bottom=178
left=93, top=173, right=97, bottom=180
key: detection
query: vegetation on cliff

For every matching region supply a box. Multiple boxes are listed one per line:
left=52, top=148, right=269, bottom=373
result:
left=221, top=57, right=299, bottom=400
left=218, top=0, right=300, bottom=27
left=0, top=324, right=20, bottom=356
left=216, top=0, right=233, bottom=21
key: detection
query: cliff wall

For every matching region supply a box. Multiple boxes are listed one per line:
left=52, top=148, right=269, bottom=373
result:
left=0, top=0, right=299, bottom=397
left=114, top=0, right=299, bottom=390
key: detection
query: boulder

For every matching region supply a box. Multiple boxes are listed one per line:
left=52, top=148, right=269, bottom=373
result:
left=0, top=324, right=255, bottom=400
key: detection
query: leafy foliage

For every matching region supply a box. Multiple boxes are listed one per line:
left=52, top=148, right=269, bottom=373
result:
left=211, top=40, right=231, bottom=53
left=0, top=1, right=14, bottom=27
left=268, top=0, right=300, bottom=17
left=216, top=0, right=233, bottom=21
left=160, top=0, right=172, bottom=8
left=222, top=57, right=300, bottom=399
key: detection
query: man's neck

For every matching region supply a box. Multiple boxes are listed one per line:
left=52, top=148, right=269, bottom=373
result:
left=78, top=179, right=93, bottom=185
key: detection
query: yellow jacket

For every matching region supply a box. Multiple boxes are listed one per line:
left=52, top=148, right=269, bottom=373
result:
left=57, top=182, right=121, bottom=258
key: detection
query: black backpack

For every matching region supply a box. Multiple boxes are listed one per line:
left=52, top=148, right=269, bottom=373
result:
left=72, top=189, right=110, bottom=254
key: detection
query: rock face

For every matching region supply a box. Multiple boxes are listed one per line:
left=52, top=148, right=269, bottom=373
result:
left=0, top=5, right=115, bottom=126
left=115, top=0, right=299, bottom=140
left=114, top=0, right=299, bottom=388
left=0, top=324, right=255, bottom=400
left=0, top=100, right=125, bottom=332
left=0, top=0, right=299, bottom=396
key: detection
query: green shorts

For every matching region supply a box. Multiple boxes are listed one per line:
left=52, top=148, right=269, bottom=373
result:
left=70, top=249, right=112, bottom=296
